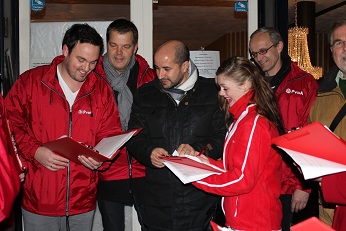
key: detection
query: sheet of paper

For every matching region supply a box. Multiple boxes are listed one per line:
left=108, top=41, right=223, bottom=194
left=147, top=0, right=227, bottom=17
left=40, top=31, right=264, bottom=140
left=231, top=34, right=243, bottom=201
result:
left=94, top=130, right=137, bottom=158
left=163, top=153, right=225, bottom=184
left=280, top=147, right=346, bottom=180
left=164, top=161, right=223, bottom=184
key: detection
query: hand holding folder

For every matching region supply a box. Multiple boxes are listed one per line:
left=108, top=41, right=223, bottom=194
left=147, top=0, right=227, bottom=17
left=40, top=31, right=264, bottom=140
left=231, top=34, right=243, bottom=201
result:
left=161, top=151, right=226, bottom=184
left=272, top=122, right=346, bottom=180
left=44, top=128, right=141, bottom=163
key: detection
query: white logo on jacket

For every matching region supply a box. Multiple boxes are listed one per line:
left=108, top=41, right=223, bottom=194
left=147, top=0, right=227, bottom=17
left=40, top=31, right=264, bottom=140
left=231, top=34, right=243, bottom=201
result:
left=286, top=88, right=303, bottom=95
left=78, top=109, right=92, bottom=115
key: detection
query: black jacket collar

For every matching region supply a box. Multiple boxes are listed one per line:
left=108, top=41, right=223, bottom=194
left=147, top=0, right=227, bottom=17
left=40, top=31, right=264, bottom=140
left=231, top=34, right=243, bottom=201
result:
left=270, top=55, right=292, bottom=93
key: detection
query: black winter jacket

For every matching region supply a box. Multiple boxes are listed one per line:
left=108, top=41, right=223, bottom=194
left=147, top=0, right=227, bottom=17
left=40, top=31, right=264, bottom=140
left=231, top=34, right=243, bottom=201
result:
left=127, top=76, right=226, bottom=230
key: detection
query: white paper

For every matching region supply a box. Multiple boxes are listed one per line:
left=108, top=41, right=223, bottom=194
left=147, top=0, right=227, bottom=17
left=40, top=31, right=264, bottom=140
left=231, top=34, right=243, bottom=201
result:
left=163, top=154, right=226, bottom=184
left=280, top=147, right=346, bottom=180
left=94, top=130, right=137, bottom=158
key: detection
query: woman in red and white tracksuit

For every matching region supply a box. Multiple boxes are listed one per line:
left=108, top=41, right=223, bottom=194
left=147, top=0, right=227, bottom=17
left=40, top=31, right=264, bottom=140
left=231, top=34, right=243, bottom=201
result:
left=193, top=57, right=284, bottom=231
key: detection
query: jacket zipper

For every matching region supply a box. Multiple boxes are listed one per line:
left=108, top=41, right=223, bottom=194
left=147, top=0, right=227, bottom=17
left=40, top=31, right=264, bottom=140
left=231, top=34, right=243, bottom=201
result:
left=42, top=81, right=95, bottom=221
left=137, top=66, right=150, bottom=88
left=42, top=81, right=72, bottom=218
left=66, top=108, right=72, bottom=219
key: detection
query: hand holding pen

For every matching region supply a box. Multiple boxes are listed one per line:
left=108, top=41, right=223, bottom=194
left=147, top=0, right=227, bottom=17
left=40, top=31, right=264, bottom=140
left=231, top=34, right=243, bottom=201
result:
left=196, top=146, right=209, bottom=157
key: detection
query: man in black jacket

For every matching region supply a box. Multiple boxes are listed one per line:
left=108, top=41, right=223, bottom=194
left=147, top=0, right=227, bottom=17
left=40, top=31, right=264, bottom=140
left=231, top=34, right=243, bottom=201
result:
left=126, top=40, right=226, bottom=230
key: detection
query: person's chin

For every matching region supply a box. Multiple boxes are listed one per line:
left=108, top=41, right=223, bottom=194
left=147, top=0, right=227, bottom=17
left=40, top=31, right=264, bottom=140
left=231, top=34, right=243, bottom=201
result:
left=161, top=81, right=172, bottom=89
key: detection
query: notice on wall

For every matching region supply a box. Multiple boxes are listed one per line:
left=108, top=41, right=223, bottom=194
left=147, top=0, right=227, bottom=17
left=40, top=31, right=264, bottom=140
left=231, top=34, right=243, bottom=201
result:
left=30, top=21, right=111, bottom=69
left=190, top=51, right=220, bottom=78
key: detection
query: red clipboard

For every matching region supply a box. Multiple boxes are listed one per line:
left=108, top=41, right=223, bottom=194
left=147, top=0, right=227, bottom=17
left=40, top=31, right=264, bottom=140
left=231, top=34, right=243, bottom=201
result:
left=272, top=122, right=346, bottom=165
left=44, top=128, right=141, bottom=163
left=290, top=217, right=335, bottom=231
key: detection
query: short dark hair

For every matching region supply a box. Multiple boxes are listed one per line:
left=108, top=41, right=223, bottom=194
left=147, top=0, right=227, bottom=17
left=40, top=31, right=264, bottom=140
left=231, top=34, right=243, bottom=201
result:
left=106, top=18, right=138, bottom=45
left=174, top=42, right=190, bottom=65
left=62, top=23, right=104, bottom=56
left=329, top=19, right=346, bottom=46
left=250, top=27, right=283, bottom=46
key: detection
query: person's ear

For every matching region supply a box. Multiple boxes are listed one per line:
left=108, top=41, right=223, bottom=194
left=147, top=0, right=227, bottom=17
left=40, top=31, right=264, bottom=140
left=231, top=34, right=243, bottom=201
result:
left=62, top=44, right=69, bottom=57
left=133, top=43, right=138, bottom=54
left=276, top=41, right=284, bottom=54
left=243, top=81, right=252, bottom=92
left=182, top=61, right=189, bottom=72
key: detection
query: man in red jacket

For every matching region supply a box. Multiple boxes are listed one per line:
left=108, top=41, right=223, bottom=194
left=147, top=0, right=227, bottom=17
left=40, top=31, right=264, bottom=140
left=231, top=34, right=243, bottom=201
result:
left=5, top=24, right=122, bottom=231
left=249, top=27, right=318, bottom=231
left=93, top=18, right=155, bottom=231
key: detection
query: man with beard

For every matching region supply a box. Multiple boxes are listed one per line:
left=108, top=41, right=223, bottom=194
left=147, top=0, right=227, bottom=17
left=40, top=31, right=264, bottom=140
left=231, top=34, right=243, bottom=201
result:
left=5, top=23, right=122, bottom=231
left=249, top=27, right=318, bottom=231
left=126, top=40, right=226, bottom=230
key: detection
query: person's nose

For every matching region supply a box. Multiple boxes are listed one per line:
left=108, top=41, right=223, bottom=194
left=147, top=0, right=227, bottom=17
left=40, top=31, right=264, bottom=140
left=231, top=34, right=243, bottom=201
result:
left=115, top=47, right=122, bottom=55
left=82, top=62, right=91, bottom=72
left=156, top=69, right=165, bottom=79
left=256, top=52, right=265, bottom=61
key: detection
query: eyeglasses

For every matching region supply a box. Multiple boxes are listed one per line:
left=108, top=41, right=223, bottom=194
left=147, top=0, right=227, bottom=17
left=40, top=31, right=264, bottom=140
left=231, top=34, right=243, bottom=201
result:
left=249, top=44, right=274, bottom=59
left=331, top=40, right=346, bottom=49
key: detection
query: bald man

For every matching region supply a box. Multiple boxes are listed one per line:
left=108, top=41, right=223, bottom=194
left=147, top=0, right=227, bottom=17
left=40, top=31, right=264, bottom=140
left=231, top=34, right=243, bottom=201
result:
left=126, top=40, right=226, bottom=230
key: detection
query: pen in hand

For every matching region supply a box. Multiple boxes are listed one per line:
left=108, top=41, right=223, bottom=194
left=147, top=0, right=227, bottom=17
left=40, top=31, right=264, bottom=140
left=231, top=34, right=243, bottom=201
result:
left=197, top=146, right=209, bottom=157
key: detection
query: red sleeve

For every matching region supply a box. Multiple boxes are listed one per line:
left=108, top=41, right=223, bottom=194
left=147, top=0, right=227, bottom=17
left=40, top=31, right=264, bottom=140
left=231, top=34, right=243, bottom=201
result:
left=321, top=172, right=346, bottom=205
left=0, top=127, right=21, bottom=222
left=193, top=120, right=274, bottom=197
left=4, top=73, right=41, bottom=161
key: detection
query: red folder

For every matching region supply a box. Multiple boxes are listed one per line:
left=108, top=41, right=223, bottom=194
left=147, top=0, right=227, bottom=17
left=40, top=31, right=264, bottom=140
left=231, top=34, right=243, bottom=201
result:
left=44, top=128, right=141, bottom=163
left=290, top=217, right=335, bottom=231
left=272, top=122, right=346, bottom=165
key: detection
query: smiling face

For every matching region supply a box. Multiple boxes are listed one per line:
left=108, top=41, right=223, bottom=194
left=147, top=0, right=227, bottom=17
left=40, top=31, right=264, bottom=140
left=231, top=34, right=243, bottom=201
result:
left=331, top=24, right=346, bottom=75
left=106, top=30, right=138, bottom=74
left=62, top=41, right=100, bottom=83
left=217, top=74, right=251, bottom=107
left=249, top=32, right=283, bottom=77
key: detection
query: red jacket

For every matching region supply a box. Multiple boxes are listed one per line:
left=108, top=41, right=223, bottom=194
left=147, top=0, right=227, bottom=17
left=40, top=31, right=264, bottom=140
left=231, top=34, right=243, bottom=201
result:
left=96, top=54, right=155, bottom=181
left=275, top=62, right=318, bottom=194
left=193, top=92, right=282, bottom=230
left=321, top=172, right=346, bottom=231
left=0, top=95, right=20, bottom=222
left=4, top=56, right=122, bottom=216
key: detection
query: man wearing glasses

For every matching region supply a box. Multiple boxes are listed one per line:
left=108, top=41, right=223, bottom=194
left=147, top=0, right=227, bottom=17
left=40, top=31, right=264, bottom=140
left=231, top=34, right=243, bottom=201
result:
left=309, top=20, right=346, bottom=230
left=249, top=27, right=318, bottom=231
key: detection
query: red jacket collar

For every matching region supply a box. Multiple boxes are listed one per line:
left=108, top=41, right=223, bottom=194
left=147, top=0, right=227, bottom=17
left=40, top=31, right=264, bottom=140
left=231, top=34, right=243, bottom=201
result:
left=228, top=89, right=255, bottom=120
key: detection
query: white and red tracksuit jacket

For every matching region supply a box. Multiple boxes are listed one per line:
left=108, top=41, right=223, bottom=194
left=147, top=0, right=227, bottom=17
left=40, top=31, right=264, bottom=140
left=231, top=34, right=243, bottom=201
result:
left=193, top=91, right=282, bottom=230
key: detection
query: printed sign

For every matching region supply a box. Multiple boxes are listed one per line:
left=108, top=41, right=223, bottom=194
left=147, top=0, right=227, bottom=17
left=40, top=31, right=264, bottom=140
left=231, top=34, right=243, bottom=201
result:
left=31, top=0, right=45, bottom=12
left=234, top=1, right=248, bottom=12
left=190, top=51, right=220, bottom=78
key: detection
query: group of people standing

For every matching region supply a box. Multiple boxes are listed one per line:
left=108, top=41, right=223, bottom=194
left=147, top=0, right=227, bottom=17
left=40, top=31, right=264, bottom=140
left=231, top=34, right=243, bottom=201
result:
left=0, top=17, right=345, bottom=231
